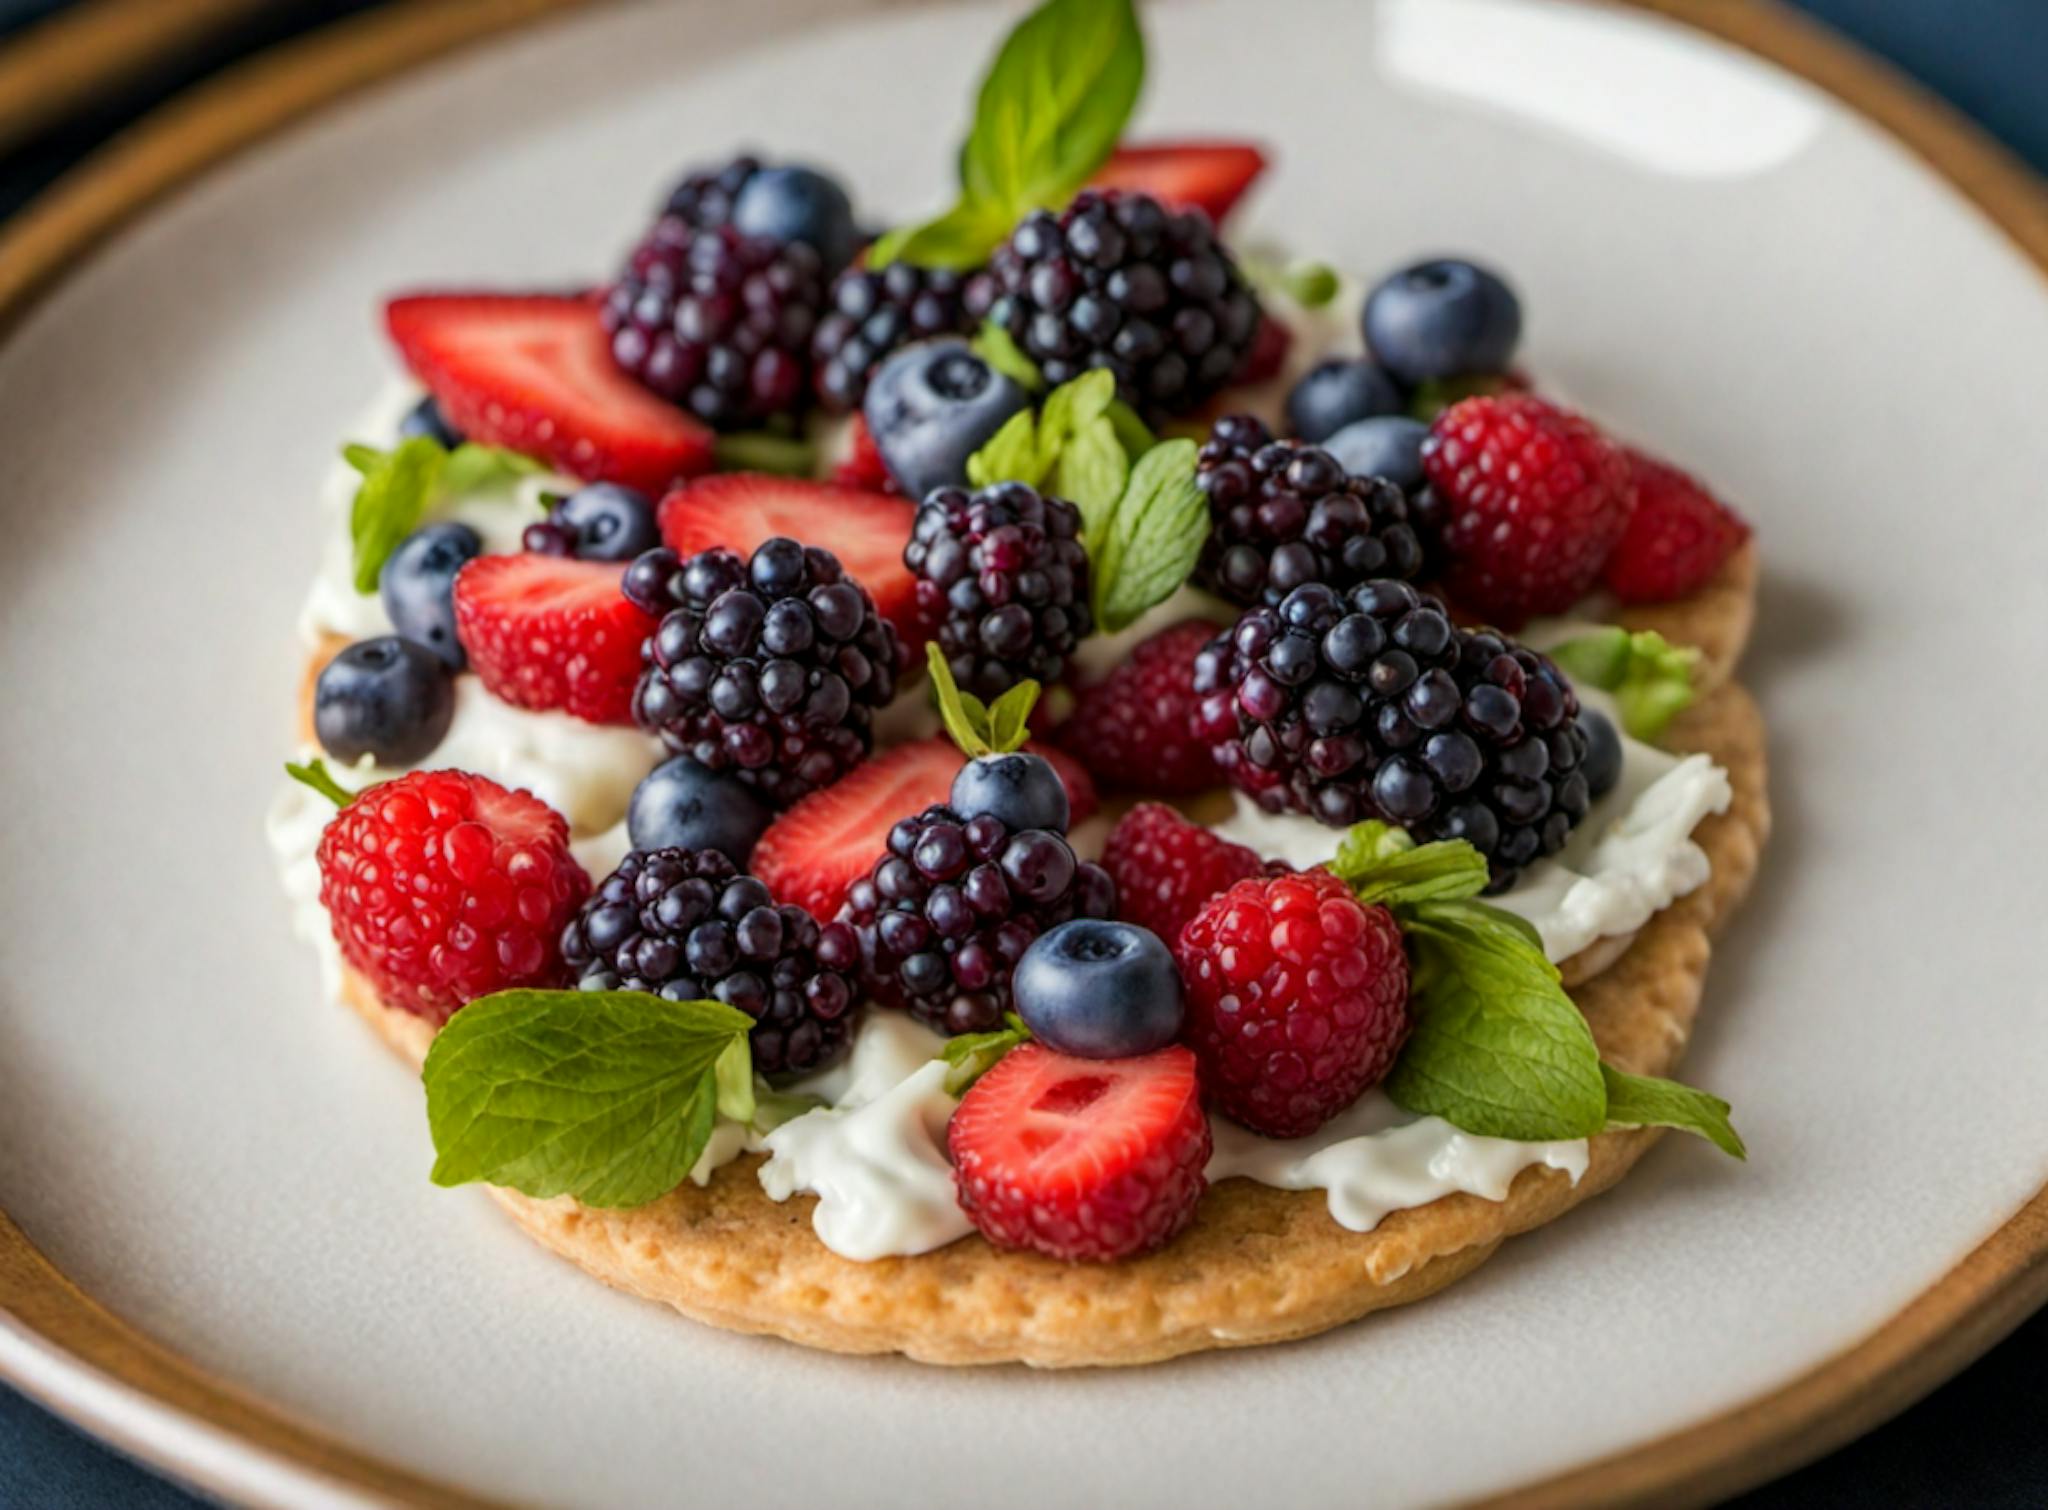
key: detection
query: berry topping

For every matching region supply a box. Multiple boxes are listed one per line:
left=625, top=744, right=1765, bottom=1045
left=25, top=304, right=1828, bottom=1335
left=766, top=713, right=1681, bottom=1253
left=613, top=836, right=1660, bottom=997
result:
left=1421, top=394, right=1634, bottom=626
left=1085, top=140, right=1268, bottom=225
left=1580, top=707, right=1624, bottom=801
left=452, top=553, right=656, bottom=725
left=523, top=482, right=659, bottom=562
left=1601, top=448, right=1750, bottom=604
left=379, top=521, right=481, bottom=669
left=968, top=189, right=1260, bottom=417
left=951, top=751, right=1071, bottom=833
left=313, top=636, right=455, bottom=768
left=1192, top=579, right=1592, bottom=884
left=1362, top=257, right=1522, bottom=384
left=1055, top=617, right=1225, bottom=796
left=1099, top=801, right=1270, bottom=948
left=660, top=154, right=763, bottom=231
left=1174, top=868, right=1411, bottom=1137
left=624, top=537, right=901, bottom=807
left=813, top=264, right=976, bottom=413
left=1233, top=310, right=1293, bottom=385
left=397, top=394, right=462, bottom=448
left=1012, top=918, right=1185, bottom=1060
left=1322, top=414, right=1429, bottom=493
left=1195, top=414, right=1424, bottom=608
left=384, top=294, right=715, bottom=494
left=561, top=847, right=860, bottom=1075
left=906, top=480, right=1092, bottom=699
left=626, top=754, right=774, bottom=865
left=730, top=165, right=860, bottom=272
left=863, top=340, right=1031, bottom=501
left=948, top=1041, right=1209, bottom=1262
left=316, top=770, right=589, bottom=1022
left=828, top=412, right=900, bottom=494
left=1284, top=357, right=1404, bottom=444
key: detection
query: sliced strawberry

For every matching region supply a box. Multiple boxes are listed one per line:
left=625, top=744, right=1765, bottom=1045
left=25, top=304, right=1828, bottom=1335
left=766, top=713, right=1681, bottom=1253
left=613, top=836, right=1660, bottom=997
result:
left=754, top=736, right=1099, bottom=920
left=829, top=412, right=899, bottom=493
left=1087, top=141, right=1268, bottom=224
left=452, top=553, right=655, bottom=724
left=948, top=1042, right=1211, bottom=1262
left=385, top=293, right=715, bottom=494
left=657, top=473, right=921, bottom=648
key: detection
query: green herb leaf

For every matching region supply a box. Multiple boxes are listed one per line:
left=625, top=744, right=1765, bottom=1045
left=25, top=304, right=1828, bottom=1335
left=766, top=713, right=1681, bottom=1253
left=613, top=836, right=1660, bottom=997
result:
left=283, top=758, right=353, bottom=809
left=940, top=1013, right=1033, bottom=1096
left=867, top=197, right=1016, bottom=271
left=1048, top=411, right=1130, bottom=527
left=1601, top=1064, right=1746, bottom=1158
left=926, top=643, right=1036, bottom=756
left=1406, top=372, right=1509, bottom=423
left=1548, top=627, right=1699, bottom=741
left=1104, top=398, right=1154, bottom=460
left=751, top=1088, right=825, bottom=1133
left=1091, top=438, right=1207, bottom=634
left=713, top=430, right=819, bottom=477
left=1281, top=259, right=1339, bottom=308
left=1327, top=822, right=1490, bottom=908
left=972, top=321, right=1044, bottom=393
left=440, top=442, right=541, bottom=496
left=422, top=990, right=755, bottom=1209
left=342, top=442, right=384, bottom=475
left=713, top=1035, right=756, bottom=1126
left=347, top=436, right=447, bottom=593
left=965, top=407, right=1044, bottom=489
left=988, top=679, right=1041, bottom=754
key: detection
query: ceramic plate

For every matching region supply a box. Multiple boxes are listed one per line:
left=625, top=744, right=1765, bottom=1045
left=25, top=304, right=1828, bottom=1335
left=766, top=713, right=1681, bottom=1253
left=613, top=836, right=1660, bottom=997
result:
left=2, top=1, right=2045, bottom=1505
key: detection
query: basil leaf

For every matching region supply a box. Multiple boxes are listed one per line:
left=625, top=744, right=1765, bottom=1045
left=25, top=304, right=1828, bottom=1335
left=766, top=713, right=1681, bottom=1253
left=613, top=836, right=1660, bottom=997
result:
left=1092, top=438, right=1207, bottom=633
left=867, top=197, right=1014, bottom=271
left=347, top=436, right=446, bottom=593
left=1548, top=628, right=1699, bottom=742
left=940, top=1014, right=1032, bottom=1096
left=1328, top=823, right=1490, bottom=908
left=965, top=407, right=1043, bottom=489
left=972, top=321, right=1044, bottom=393
left=1601, top=1065, right=1746, bottom=1159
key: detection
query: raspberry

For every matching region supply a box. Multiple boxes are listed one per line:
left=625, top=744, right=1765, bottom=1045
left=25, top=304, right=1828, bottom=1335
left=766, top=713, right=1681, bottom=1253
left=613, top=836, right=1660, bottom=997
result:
left=316, top=771, right=590, bottom=1023
left=1099, top=802, right=1270, bottom=947
left=1601, top=448, right=1750, bottom=604
left=1174, top=869, right=1410, bottom=1138
left=661, top=154, right=761, bottom=231
left=812, top=262, right=975, bottom=412
left=948, top=1042, right=1210, bottom=1262
left=1420, top=394, right=1634, bottom=626
left=828, top=412, right=899, bottom=493
left=1054, top=618, right=1223, bottom=795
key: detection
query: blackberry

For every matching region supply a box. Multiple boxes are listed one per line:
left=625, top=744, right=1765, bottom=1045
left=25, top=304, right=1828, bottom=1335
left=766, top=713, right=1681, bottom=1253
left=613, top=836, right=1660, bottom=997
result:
left=812, top=262, right=974, bottom=412
left=1191, top=579, right=1591, bottom=887
left=1195, top=414, right=1425, bottom=608
left=839, top=806, right=1114, bottom=1035
left=662, top=154, right=761, bottom=231
left=601, top=219, right=825, bottom=430
left=904, top=482, right=1091, bottom=699
left=967, top=189, right=1260, bottom=418
left=625, top=537, right=902, bottom=808
left=563, top=846, right=861, bottom=1075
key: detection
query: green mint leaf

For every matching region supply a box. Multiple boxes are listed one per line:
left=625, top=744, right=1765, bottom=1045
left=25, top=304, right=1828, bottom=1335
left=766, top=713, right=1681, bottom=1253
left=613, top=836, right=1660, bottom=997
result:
left=1406, top=373, right=1510, bottom=422
left=283, top=758, right=353, bottom=809
left=986, top=679, right=1041, bottom=755
left=1327, top=822, right=1490, bottom=908
left=713, top=1035, right=756, bottom=1126
left=940, top=1013, right=1032, bottom=1096
left=422, top=989, right=754, bottom=1209
left=1048, top=414, right=1130, bottom=529
left=867, top=197, right=1014, bottom=271
left=927, top=641, right=996, bottom=757
left=965, top=407, right=1043, bottom=489
left=1548, top=628, right=1699, bottom=741
left=972, top=321, right=1044, bottom=393
left=439, top=442, right=541, bottom=496
left=1092, top=438, right=1207, bottom=634
left=342, top=442, right=384, bottom=475
left=1034, top=369, right=1116, bottom=476
left=1600, top=1064, right=1746, bottom=1158
left=713, top=430, right=819, bottom=477
left=751, top=1088, right=825, bottom=1133
left=1104, top=398, right=1155, bottom=461
left=347, top=436, right=446, bottom=594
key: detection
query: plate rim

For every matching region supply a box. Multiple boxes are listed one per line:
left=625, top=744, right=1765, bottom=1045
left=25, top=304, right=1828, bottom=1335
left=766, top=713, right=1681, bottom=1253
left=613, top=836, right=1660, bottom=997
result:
left=0, top=1, right=2043, bottom=1506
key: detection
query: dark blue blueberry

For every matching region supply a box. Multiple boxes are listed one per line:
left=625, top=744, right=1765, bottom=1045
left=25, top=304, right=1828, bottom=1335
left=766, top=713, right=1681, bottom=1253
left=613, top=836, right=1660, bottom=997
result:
left=731, top=165, right=859, bottom=271
left=1580, top=709, right=1624, bottom=800
left=626, top=755, right=774, bottom=864
left=397, top=395, right=462, bottom=448
left=378, top=522, right=482, bottom=669
left=313, top=636, right=454, bottom=767
left=1323, top=415, right=1430, bottom=492
left=1362, top=258, right=1521, bottom=384
left=949, top=752, right=1069, bottom=834
left=1012, top=918, right=1183, bottom=1059
left=863, top=340, right=1029, bottom=500
left=1283, top=358, right=1404, bottom=443
left=552, top=482, right=658, bottom=562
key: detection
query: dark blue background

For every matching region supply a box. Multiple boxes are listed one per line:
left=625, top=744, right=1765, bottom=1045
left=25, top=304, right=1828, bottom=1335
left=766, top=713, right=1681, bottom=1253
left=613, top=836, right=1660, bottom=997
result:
left=2, top=1, right=2042, bottom=1503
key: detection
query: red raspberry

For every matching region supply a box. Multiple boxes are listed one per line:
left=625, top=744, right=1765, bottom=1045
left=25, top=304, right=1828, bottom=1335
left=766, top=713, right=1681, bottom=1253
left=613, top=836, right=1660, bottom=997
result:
left=1174, top=869, right=1410, bottom=1138
left=1055, top=619, right=1225, bottom=796
left=316, top=770, right=590, bottom=1022
left=1421, top=393, right=1634, bottom=627
left=1601, top=448, right=1750, bottom=604
left=1100, top=801, right=1269, bottom=947
left=948, top=1042, right=1210, bottom=1262
left=453, top=553, right=657, bottom=724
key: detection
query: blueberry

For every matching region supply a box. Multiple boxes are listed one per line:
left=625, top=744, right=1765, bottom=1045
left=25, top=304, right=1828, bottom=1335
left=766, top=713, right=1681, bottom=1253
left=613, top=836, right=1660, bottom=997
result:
left=1323, top=415, right=1430, bottom=492
left=552, top=483, right=658, bottom=562
left=626, top=756, right=775, bottom=863
left=950, top=752, right=1069, bottom=833
left=731, top=165, right=859, bottom=271
left=1013, top=919, right=1183, bottom=1059
left=1284, top=358, right=1404, bottom=443
left=1362, top=257, right=1521, bottom=384
left=864, top=340, right=1029, bottom=500
left=314, top=636, right=454, bottom=766
left=1580, top=709, right=1624, bottom=800
left=397, top=395, right=462, bottom=448
left=379, top=522, right=481, bottom=668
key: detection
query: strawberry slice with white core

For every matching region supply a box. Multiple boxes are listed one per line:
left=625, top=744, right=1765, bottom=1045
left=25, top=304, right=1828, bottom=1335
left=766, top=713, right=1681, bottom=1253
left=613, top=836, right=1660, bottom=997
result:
left=385, top=293, right=715, bottom=493
left=1087, top=141, right=1269, bottom=224
left=452, top=553, right=656, bottom=725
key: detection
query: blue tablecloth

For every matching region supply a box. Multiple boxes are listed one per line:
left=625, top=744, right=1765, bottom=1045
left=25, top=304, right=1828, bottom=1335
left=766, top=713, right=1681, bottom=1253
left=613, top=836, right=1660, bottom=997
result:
left=1, top=1, right=2042, bottom=1504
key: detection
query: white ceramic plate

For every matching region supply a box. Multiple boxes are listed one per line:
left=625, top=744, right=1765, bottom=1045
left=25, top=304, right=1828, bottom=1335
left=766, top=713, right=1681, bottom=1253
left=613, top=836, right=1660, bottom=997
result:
left=3, top=1, right=2046, bottom=1505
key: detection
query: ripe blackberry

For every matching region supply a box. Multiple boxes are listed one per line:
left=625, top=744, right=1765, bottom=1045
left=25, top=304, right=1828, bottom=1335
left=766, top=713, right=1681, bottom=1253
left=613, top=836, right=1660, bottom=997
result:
left=562, top=846, right=861, bottom=1075
left=838, top=807, right=1114, bottom=1035
left=625, top=537, right=902, bottom=808
left=662, top=154, right=761, bottom=231
left=1195, top=414, right=1425, bottom=608
left=1191, top=578, right=1592, bottom=886
left=967, top=189, right=1260, bottom=417
left=904, top=482, right=1091, bottom=699
left=812, top=262, right=974, bottom=412
left=601, top=219, right=825, bottom=430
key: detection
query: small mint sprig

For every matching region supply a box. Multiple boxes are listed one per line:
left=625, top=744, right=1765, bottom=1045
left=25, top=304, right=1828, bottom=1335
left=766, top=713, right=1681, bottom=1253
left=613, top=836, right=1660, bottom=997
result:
left=939, top=1013, right=1033, bottom=1095
left=1548, top=627, right=1699, bottom=741
left=343, top=434, right=541, bottom=594
left=284, top=758, right=353, bottom=809
left=1330, top=822, right=1744, bottom=1158
left=926, top=642, right=1039, bottom=758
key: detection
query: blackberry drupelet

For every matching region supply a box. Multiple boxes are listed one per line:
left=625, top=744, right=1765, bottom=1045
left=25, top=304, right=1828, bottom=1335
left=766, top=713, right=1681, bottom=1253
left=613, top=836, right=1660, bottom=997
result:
left=562, top=846, right=861, bottom=1075
left=625, top=537, right=902, bottom=808
left=812, top=262, right=975, bottom=412
left=662, top=154, right=761, bottom=231
left=904, top=481, right=1091, bottom=699
left=838, top=806, right=1114, bottom=1035
left=967, top=189, right=1260, bottom=417
left=1194, top=414, right=1425, bottom=608
left=1191, top=578, right=1591, bottom=886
